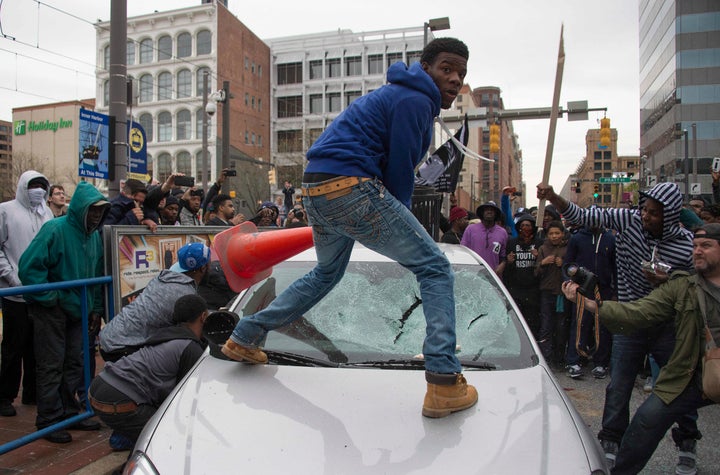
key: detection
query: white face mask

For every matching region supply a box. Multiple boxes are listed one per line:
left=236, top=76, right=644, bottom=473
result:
left=28, top=188, right=46, bottom=208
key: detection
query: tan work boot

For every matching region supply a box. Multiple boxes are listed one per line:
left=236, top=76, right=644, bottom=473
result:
left=221, top=338, right=268, bottom=364
left=422, top=371, right=478, bottom=418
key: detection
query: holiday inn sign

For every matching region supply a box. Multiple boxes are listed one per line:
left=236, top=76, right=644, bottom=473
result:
left=13, top=118, right=73, bottom=135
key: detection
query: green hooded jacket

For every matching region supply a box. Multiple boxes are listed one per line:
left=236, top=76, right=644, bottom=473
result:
left=600, top=271, right=720, bottom=404
left=19, top=181, right=110, bottom=317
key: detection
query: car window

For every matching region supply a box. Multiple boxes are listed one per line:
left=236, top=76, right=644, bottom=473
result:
left=232, top=261, right=536, bottom=370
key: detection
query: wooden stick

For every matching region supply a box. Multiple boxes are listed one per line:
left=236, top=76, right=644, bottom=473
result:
left=536, top=25, right=566, bottom=228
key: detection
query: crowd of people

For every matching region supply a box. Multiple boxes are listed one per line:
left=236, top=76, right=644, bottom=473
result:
left=0, top=33, right=718, bottom=475
left=439, top=180, right=720, bottom=474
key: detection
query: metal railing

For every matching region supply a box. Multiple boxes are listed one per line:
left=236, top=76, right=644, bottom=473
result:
left=0, top=276, right=114, bottom=455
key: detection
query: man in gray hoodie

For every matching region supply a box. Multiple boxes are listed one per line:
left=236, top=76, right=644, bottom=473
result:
left=99, top=243, right=210, bottom=362
left=0, top=170, right=52, bottom=417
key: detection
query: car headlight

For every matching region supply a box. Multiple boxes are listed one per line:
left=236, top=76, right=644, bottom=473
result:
left=123, top=451, right=159, bottom=475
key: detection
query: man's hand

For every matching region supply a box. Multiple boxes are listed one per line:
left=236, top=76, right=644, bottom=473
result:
left=131, top=202, right=144, bottom=222
left=506, top=251, right=516, bottom=264
left=642, top=268, right=669, bottom=287
left=142, top=218, right=157, bottom=233
left=88, top=311, right=102, bottom=335
left=562, top=280, right=599, bottom=313
left=541, top=255, right=556, bottom=266
left=230, top=214, right=246, bottom=225
left=536, top=184, right=557, bottom=202
left=712, top=170, right=720, bottom=185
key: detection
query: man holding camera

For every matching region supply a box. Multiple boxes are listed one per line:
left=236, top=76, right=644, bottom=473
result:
left=562, top=223, right=720, bottom=474
left=537, top=181, right=699, bottom=472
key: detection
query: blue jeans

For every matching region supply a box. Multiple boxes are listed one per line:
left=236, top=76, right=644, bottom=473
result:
left=230, top=178, right=462, bottom=374
left=599, top=324, right=700, bottom=445
left=613, top=375, right=714, bottom=474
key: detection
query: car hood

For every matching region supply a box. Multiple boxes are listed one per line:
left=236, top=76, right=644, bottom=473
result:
left=138, top=354, right=606, bottom=474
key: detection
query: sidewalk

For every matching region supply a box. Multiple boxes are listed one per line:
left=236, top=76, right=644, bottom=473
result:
left=0, top=312, right=126, bottom=474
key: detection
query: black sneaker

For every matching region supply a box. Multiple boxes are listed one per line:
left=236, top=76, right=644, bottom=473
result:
left=591, top=366, right=608, bottom=379
left=566, top=364, right=583, bottom=379
left=0, top=399, right=16, bottom=417
left=44, top=430, right=72, bottom=444
left=67, top=418, right=101, bottom=431
left=676, top=439, right=697, bottom=475
left=600, top=439, right=618, bottom=470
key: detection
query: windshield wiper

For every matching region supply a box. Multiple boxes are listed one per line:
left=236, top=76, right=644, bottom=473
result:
left=265, top=350, right=340, bottom=368
left=347, top=358, right=427, bottom=369
left=460, top=360, right=497, bottom=370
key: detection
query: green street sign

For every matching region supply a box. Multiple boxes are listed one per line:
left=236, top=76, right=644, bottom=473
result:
left=599, top=177, right=631, bottom=184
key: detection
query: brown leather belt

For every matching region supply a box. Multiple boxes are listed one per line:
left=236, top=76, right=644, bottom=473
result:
left=90, top=397, right=138, bottom=414
left=301, top=176, right=372, bottom=200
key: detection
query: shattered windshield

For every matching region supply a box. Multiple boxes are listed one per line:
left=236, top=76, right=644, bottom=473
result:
left=232, top=260, right=535, bottom=370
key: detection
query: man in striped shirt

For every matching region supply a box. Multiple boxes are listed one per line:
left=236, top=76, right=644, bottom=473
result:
left=537, top=181, right=700, bottom=474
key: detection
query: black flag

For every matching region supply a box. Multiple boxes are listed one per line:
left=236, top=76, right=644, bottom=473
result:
left=415, top=115, right=468, bottom=193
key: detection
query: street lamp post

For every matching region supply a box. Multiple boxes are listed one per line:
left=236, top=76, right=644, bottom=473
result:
left=201, top=71, right=209, bottom=194
left=684, top=129, right=689, bottom=204
left=423, top=17, right=450, bottom=47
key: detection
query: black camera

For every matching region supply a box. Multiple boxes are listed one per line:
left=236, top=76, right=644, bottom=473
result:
left=223, top=169, right=237, bottom=177
left=174, top=175, right=195, bottom=187
left=294, top=210, right=304, bottom=219
left=563, top=263, right=598, bottom=297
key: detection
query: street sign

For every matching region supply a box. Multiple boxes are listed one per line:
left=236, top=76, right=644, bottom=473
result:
left=646, top=175, right=657, bottom=187
left=691, top=183, right=701, bottom=194
left=599, top=177, right=631, bottom=184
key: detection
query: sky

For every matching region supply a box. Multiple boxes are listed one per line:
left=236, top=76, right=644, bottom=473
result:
left=0, top=0, right=640, bottom=205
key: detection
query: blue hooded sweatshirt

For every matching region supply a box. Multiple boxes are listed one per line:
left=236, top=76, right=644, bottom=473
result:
left=305, top=61, right=441, bottom=208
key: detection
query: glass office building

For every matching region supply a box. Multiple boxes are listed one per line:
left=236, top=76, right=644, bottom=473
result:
left=639, top=0, right=720, bottom=198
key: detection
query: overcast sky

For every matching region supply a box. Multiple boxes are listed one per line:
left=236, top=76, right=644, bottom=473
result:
left=0, top=0, right=640, bottom=203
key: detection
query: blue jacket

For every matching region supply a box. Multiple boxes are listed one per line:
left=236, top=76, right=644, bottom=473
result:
left=305, top=61, right=441, bottom=208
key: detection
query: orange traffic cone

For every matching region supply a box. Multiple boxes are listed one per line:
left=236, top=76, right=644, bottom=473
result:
left=212, top=223, right=314, bottom=292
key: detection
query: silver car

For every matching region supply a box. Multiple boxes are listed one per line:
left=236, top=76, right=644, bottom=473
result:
left=128, top=243, right=608, bottom=474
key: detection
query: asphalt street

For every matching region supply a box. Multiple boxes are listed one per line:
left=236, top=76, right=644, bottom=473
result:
left=552, top=367, right=720, bottom=475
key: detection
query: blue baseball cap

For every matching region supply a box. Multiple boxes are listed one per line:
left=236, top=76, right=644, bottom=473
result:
left=169, top=243, right=211, bottom=273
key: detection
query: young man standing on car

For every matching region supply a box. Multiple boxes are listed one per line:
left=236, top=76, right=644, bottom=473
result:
left=221, top=38, right=477, bottom=418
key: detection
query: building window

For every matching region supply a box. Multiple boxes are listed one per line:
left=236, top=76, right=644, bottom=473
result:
left=126, top=40, right=135, bottom=65
left=196, top=150, right=210, bottom=183
left=197, top=30, right=211, bottom=55
left=594, top=151, right=602, bottom=160
left=327, top=93, right=341, bottom=112
left=103, top=80, right=110, bottom=107
left=177, top=69, right=191, bottom=98
left=251, top=62, right=255, bottom=74
left=326, top=58, right=341, bottom=78
left=251, top=132, right=256, bottom=145
left=258, top=135, right=262, bottom=147
left=177, top=151, right=191, bottom=175
left=140, top=38, right=153, bottom=63
left=309, top=60, right=322, bottom=79
left=245, top=131, right=249, bottom=144
left=157, top=153, right=172, bottom=182
left=594, top=162, right=602, bottom=170
left=603, top=162, right=612, bottom=170
left=345, top=56, right=361, bottom=76
left=603, top=151, right=612, bottom=160
left=386, top=52, right=403, bottom=68
left=345, top=91, right=361, bottom=107
left=158, top=72, right=172, bottom=101
left=103, top=45, right=110, bottom=70
left=258, top=99, right=262, bottom=111
left=406, top=50, right=422, bottom=65
left=177, top=33, right=191, bottom=58
left=195, top=109, right=205, bottom=139
left=309, top=94, right=323, bottom=114
left=277, top=62, right=302, bottom=85
left=196, top=67, right=209, bottom=96
left=308, top=128, right=323, bottom=147
left=368, top=54, right=383, bottom=74
left=139, top=113, right=153, bottom=142
left=158, top=111, right=172, bottom=142
left=258, top=65, right=262, bottom=77
left=176, top=109, right=191, bottom=140
left=277, top=130, right=303, bottom=152
left=139, top=74, right=153, bottom=103
left=277, top=96, right=303, bottom=118
left=158, top=35, right=172, bottom=61
left=251, top=96, right=255, bottom=109
left=245, top=93, right=249, bottom=106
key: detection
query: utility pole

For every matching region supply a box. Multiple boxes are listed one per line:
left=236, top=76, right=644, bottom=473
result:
left=684, top=129, right=689, bottom=204
left=221, top=80, right=230, bottom=194
left=108, top=0, right=127, bottom=198
left=202, top=71, right=209, bottom=194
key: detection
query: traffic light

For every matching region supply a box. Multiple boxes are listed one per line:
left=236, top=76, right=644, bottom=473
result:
left=599, top=117, right=611, bottom=148
left=268, top=168, right=276, bottom=186
left=593, top=184, right=600, bottom=199
left=489, top=123, right=500, bottom=153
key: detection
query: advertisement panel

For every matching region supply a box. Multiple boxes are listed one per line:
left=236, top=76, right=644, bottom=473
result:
left=79, top=109, right=111, bottom=179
